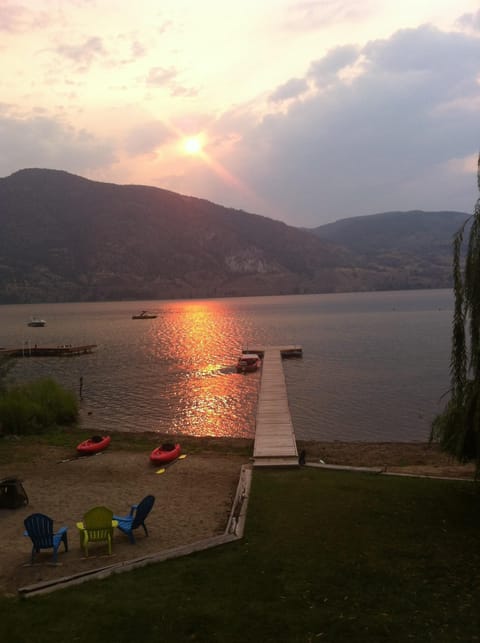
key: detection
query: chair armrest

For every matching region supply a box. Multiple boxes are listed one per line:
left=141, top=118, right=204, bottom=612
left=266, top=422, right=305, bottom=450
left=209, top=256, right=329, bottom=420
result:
left=113, top=516, right=132, bottom=530
left=56, top=526, right=68, bottom=536
left=112, top=520, right=119, bottom=527
left=129, top=504, right=138, bottom=516
left=76, top=522, right=84, bottom=530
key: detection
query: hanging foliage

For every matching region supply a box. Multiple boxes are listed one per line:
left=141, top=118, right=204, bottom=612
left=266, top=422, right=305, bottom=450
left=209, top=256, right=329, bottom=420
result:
left=431, top=154, right=480, bottom=476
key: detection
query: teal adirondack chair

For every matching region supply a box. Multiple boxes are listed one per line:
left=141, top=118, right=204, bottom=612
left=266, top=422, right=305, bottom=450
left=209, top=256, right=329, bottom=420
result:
left=76, top=506, right=118, bottom=556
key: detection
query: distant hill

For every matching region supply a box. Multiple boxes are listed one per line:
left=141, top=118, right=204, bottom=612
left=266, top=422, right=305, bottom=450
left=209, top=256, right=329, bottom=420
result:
left=311, top=210, right=470, bottom=291
left=0, top=169, right=470, bottom=303
left=311, top=210, right=469, bottom=254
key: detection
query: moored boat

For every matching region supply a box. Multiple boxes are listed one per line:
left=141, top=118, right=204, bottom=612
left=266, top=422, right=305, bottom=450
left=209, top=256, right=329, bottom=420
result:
left=132, top=310, right=157, bottom=319
left=76, top=435, right=111, bottom=455
left=236, top=353, right=261, bottom=373
left=27, top=317, right=46, bottom=327
left=149, top=442, right=181, bottom=465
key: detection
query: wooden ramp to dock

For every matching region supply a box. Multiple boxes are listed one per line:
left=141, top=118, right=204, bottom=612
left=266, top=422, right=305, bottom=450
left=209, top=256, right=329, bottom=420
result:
left=252, top=346, right=300, bottom=468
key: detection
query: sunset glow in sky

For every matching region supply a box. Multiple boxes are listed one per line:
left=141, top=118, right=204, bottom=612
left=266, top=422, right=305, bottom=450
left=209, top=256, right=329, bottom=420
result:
left=1, top=0, right=479, bottom=226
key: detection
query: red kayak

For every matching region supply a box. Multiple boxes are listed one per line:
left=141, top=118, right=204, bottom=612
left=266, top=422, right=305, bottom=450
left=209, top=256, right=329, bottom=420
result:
left=76, top=435, right=111, bottom=455
left=150, top=443, right=181, bottom=465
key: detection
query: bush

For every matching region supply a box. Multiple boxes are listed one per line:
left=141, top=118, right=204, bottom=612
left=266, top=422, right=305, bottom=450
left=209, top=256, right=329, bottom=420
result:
left=0, top=378, right=78, bottom=435
left=0, top=355, right=13, bottom=396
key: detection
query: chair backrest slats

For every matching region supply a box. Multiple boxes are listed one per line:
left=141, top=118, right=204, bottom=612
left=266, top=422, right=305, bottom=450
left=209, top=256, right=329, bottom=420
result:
left=24, top=513, right=54, bottom=547
left=82, top=506, right=114, bottom=542
left=131, top=495, right=155, bottom=529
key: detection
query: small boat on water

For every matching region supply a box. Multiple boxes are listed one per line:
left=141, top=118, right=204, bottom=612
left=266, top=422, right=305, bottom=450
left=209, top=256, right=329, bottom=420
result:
left=236, top=353, right=261, bottom=373
left=27, top=317, right=46, bottom=327
left=150, top=443, right=181, bottom=465
left=132, top=310, right=157, bottom=319
left=76, top=435, right=111, bottom=455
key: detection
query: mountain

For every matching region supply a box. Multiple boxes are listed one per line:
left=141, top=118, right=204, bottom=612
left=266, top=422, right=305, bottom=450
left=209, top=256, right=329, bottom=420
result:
left=311, top=210, right=470, bottom=291
left=0, top=169, right=470, bottom=304
left=311, top=210, right=469, bottom=254
left=0, top=169, right=357, bottom=303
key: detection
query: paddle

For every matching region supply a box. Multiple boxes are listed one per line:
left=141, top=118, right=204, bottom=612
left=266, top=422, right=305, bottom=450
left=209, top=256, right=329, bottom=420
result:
left=155, top=453, right=187, bottom=474
left=58, top=452, right=107, bottom=464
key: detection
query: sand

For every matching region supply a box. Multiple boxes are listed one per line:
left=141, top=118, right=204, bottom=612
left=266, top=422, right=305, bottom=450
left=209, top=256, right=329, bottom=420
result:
left=0, top=444, right=247, bottom=597
left=0, top=437, right=475, bottom=597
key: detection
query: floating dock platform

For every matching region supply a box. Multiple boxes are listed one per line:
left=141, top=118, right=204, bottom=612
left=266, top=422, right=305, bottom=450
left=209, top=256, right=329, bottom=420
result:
left=247, top=345, right=302, bottom=467
left=0, top=345, right=97, bottom=357
left=242, top=345, right=302, bottom=359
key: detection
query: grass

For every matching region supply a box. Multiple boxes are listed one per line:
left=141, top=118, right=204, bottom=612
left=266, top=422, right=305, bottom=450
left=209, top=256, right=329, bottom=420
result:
left=1, top=468, right=479, bottom=642
left=0, top=378, right=78, bottom=435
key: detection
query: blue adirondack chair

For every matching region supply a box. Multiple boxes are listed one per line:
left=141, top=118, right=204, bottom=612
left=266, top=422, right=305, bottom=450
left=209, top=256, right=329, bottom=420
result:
left=113, top=495, right=155, bottom=544
left=24, top=513, right=68, bottom=564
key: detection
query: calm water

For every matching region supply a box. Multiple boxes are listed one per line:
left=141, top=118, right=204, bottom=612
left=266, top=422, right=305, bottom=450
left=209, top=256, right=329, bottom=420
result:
left=1, top=290, right=454, bottom=442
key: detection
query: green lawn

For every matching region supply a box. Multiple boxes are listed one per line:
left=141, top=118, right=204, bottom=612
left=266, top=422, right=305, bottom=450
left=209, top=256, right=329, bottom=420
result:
left=1, top=468, right=479, bottom=643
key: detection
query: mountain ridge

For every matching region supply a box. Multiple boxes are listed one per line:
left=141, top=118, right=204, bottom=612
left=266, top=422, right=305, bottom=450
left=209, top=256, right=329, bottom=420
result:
left=0, top=168, right=470, bottom=303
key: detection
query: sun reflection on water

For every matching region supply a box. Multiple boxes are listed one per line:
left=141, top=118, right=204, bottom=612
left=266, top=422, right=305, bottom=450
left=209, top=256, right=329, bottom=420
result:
left=148, top=300, right=258, bottom=437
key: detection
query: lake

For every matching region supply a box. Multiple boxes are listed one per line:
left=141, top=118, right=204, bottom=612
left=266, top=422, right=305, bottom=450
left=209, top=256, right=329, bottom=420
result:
left=1, top=289, right=454, bottom=442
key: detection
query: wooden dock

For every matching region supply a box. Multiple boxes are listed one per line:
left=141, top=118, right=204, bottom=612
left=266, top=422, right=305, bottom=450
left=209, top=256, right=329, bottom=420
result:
left=251, top=346, right=301, bottom=467
left=0, top=344, right=97, bottom=357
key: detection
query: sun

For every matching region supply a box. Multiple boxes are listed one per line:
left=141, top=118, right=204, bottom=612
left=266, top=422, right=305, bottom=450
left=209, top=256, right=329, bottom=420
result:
left=182, top=136, right=203, bottom=155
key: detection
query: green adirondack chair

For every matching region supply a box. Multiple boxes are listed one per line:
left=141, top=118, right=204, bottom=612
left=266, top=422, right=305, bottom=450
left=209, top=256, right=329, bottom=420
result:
left=76, top=506, right=118, bottom=556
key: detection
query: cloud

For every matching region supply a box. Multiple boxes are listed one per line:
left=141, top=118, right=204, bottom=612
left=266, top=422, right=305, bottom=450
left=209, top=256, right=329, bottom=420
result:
left=115, top=31, right=150, bottom=64
left=0, top=2, right=28, bottom=32
left=179, top=23, right=480, bottom=226
left=308, top=44, right=360, bottom=84
left=456, top=10, right=480, bottom=32
left=55, top=36, right=107, bottom=67
left=157, top=20, right=173, bottom=35
left=363, top=24, right=479, bottom=79
left=170, top=85, right=198, bottom=97
left=0, top=2, right=51, bottom=32
left=285, top=0, right=371, bottom=31
left=146, top=66, right=178, bottom=86
left=146, top=66, right=197, bottom=97
left=269, top=77, right=309, bottom=102
left=124, top=120, right=173, bottom=155
left=130, top=40, right=147, bottom=59
left=0, top=114, right=116, bottom=177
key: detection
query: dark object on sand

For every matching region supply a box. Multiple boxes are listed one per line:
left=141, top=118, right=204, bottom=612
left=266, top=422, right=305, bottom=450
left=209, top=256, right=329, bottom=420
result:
left=0, top=477, right=29, bottom=508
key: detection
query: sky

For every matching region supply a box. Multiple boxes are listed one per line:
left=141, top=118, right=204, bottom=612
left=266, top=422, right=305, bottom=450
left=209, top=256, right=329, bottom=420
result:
left=1, top=0, right=479, bottom=227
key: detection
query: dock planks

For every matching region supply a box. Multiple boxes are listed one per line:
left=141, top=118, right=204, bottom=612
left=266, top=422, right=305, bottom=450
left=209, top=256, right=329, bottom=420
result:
left=0, top=344, right=97, bottom=357
left=252, top=346, right=300, bottom=467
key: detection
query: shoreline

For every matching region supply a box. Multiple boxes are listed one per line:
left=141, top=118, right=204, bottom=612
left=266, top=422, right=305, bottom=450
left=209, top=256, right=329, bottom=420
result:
left=2, top=429, right=475, bottom=479
left=0, top=424, right=475, bottom=477
left=80, top=429, right=478, bottom=477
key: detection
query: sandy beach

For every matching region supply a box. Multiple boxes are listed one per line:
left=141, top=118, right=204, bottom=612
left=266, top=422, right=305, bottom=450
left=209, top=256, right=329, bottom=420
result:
left=0, top=437, right=248, bottom=597
left=0, top=435, right=475, bottom=597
